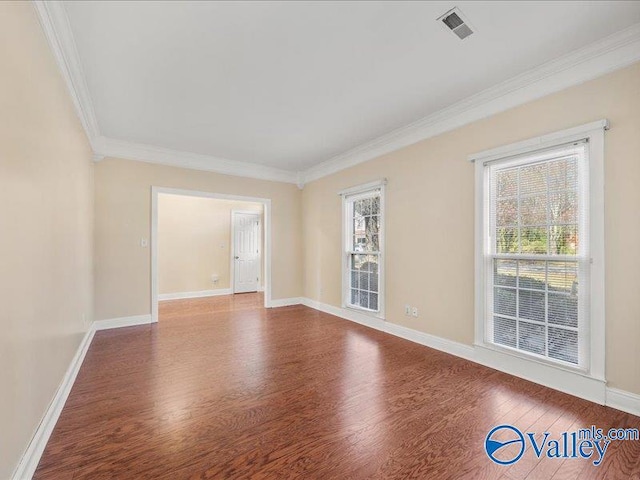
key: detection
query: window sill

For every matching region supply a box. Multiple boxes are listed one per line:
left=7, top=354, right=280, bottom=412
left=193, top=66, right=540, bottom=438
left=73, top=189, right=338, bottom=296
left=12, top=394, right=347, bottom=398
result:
left=474, top=343, right=606, bottom=404
left=478, top=341, right=592, bottom=376
left=344, top=303, right=385, bottom=320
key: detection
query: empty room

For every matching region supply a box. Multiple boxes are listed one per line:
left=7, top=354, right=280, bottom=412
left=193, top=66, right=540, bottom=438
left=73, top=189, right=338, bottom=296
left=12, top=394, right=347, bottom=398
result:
left=2, top=1, right=640, bottom=479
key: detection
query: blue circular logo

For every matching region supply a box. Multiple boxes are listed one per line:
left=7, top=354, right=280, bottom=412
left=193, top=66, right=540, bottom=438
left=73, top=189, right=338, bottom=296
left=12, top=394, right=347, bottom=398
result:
left=485, top=424, right=526, bottom=465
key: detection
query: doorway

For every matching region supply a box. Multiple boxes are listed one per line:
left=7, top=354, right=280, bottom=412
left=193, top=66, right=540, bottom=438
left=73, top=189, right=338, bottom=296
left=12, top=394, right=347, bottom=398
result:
left=151, top=187, right=272, bottom=323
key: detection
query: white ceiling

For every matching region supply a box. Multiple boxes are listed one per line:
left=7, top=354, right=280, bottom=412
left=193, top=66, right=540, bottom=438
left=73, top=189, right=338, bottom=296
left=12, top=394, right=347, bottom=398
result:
left=62, top=1, right=640, bottom=173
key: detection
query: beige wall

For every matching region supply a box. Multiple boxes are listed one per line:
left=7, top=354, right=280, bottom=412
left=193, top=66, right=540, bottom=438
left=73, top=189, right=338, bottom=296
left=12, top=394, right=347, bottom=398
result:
left=0, top=3, right=94, bottom=478
left=302, top=62, right=640, bottom=396
left=158, top=194, right=263, bottom=294
left=95, top=159, right=302, bottom=320
left=4, top=3, right=639, bottom=474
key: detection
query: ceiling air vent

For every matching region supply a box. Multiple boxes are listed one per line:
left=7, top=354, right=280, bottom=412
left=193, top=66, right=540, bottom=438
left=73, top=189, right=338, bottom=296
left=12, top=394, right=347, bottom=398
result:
left=437, top=7, right=474, bottom=40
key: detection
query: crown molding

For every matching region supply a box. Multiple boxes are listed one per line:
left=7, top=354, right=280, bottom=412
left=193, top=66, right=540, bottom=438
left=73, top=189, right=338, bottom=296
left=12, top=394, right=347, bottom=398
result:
left=33, top=1, right=100, bottom=148
left=301, top=22, right=640, bottom=185
left=32, top=1, right=299, bottom=185
left=96, top=136, right=300, bottom=184
left=33, top=1, right=640, bottom=188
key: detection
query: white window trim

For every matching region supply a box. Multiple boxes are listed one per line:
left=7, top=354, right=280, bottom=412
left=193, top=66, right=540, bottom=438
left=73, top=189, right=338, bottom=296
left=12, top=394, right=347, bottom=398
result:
left=471, top=120, right=607, bottom=385
left=340, top=179, right=387, bottom=320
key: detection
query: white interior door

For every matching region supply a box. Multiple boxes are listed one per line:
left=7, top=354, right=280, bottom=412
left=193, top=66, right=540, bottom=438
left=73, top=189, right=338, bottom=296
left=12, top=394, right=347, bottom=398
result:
left=232, top=212, right=261, bottom=293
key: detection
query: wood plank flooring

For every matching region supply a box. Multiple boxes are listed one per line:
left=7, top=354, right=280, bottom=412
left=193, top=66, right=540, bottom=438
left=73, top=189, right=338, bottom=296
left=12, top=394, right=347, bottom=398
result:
left=35, top=294, right=640, bottom=479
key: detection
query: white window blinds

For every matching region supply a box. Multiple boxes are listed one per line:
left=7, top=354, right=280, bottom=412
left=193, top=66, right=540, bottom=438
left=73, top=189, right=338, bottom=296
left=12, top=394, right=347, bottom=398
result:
left=485, top=141, right=589, bottom=367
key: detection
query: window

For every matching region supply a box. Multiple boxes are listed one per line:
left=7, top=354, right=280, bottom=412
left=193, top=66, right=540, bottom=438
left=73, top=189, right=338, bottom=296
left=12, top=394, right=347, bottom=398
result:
left=474, top=121, right=606, bottom=378
left=487, top=142, right=588, bottom=367
left=342, top=181, right=385, bottom=316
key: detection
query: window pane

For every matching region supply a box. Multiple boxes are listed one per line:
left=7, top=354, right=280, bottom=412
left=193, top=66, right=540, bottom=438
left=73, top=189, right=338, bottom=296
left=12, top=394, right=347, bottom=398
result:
left=548, top=327, right=578, bottom=364
left=371, top=196, right=380, bottom=214
left=352, top=196, right=380, bottom=252
left=369, top=292, right=379, bottom=311
left=350, top=288, right=368, bottom=309
left=350, top=269, right=359, bottom=290
left=549, top=225, right=577, bottom=255
left=349, top=253, right=379, bottom=310
left=520, top=163, right=547, bottom=194
left=518, top=290, right=545, bottom=322
left=492, top=155, right=580, bottom=259
left=520, top=227, right=547, bottom=254
left=363, top=198, right=373, bottom=214
left=548, top=293, right=577, bottom=328
left=491, top=258, right=579, bottom=365
left=494, top=316, right=516, bottom=348
left=494, top=287, right=516, bottom=317
left=496, top=227, right=518, bottom=253
left=518, top=260, right=546, bottom=290
left=354, top=198, right=371, bottom=216
left=359, top=292, right=369, bottom=309
left=351, top=288, right=359, bottom=305
left=547, top=261, right=577, bottom=293
left=497, top=169, right=518, bottom=197
left=494, top=260, right=517, bottom=287
left=352, top=254, right=365, bottom=269
left=520, top=195, right=547, bottom=226
left=364, top=256, right=379, bottom=293
left=518, top=321, right=545, bottom=355
left=360, top=272, right=370, bottom=291
left=352, top=207, right=365, bottom=250
left=362, top=234, right=378, bottom=252
left=549, top=192, right=577, bottom=224
left=364, top=214, right=380, bottom=252
left=548, top=158, right=577, bottom=192
left=497, top=198, right=518, bottom=226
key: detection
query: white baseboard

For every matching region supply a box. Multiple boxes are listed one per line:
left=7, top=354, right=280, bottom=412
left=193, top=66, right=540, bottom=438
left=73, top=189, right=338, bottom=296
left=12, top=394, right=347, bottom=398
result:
left=93, top=314, right=153, bottom=331
left=11, top=312, right=153, bottom=479
left=385, top=321, right=476, bottom=362
left=158, top=288, right=232, bottom=301
left=607, top=387, right=640, bottom=417
left=268, top=297, right=302, bottom=308
left=11, top=327, right=95, bottom=480
left=300, top=297, right=639, bottom=418
left=302, top=297, right=386, bottom=331
left=301, top=298, right=470, bottom=359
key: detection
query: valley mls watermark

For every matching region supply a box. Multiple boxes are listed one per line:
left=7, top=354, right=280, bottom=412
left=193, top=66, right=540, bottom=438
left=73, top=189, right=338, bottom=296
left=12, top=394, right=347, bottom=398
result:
left=484, top=424, right=639, bottom=466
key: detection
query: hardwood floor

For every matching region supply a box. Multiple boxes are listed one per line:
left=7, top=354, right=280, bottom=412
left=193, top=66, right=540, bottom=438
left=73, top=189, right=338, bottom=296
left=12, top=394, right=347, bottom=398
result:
left=35, top=294, right=639, bottom=479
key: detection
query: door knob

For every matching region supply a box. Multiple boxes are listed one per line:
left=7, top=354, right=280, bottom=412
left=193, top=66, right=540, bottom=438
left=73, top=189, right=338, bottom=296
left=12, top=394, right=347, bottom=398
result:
left=235, top=256, right=239, bottom=259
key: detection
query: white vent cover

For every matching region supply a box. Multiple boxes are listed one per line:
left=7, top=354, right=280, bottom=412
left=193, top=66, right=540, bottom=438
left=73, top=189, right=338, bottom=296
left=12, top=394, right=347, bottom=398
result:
left=437, top=7, right=475, bottom=40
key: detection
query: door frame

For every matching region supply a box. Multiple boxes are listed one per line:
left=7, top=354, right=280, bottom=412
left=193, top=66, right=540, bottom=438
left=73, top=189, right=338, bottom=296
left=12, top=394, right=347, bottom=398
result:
left=230, top=210, right=262, bottom=294
left=151, top=186, right=272, bottom=323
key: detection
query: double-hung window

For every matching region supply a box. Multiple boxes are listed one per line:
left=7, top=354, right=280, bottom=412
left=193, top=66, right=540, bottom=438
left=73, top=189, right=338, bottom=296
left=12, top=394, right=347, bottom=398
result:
left=342, top=181, right=385, bottom=316
left=475, top=121, right=606, bottom=379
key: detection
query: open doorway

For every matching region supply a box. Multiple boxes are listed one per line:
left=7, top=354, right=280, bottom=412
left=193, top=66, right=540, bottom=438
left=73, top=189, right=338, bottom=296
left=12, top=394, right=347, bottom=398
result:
left=151, top=187, right=271, bottom=322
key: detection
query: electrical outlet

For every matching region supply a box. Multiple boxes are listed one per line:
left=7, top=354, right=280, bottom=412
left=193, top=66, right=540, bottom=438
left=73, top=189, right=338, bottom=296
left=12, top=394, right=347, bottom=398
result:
left=412, top=307, right=419, bottom=317
left=405, top=304, right=411, bottom=316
